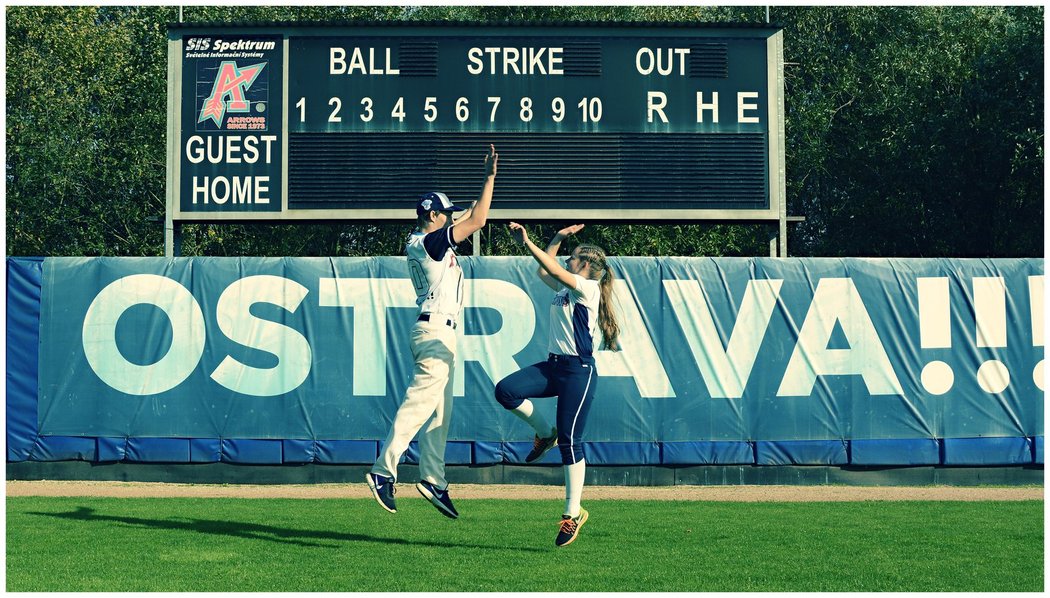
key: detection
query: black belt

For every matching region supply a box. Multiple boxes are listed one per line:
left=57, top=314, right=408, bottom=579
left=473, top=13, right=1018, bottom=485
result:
left=418, top=314, right=457, bottom=329
left=548, top=353, right=594, bottom=364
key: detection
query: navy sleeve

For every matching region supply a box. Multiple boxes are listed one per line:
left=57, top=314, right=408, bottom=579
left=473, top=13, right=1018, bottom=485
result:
left=422, top=227, right=457, bottom=261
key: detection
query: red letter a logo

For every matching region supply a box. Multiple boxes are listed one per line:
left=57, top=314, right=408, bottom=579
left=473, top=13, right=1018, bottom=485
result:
left=198, top=61, right=266, bottom=127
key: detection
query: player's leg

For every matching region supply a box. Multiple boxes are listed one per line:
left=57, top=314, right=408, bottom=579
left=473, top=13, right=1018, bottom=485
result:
left=369, top=323, right=453, bottom=507
left=416, top=326, right=459, bottom=518
left=417, top=352, right=453, bottom=490
left=495, top=360, right=559, bottom=461
left=553, top=359, right=597, bottom=547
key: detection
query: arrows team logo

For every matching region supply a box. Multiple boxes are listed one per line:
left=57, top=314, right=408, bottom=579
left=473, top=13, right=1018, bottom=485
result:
left=198, top=61, right=266, bottom=127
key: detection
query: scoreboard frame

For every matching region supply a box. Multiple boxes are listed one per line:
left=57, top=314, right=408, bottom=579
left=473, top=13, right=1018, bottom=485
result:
left=166, top=21, right=788, bottom=255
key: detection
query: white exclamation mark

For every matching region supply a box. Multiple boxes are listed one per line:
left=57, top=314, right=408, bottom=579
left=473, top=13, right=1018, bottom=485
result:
left=1029, top=275, right=1044, bottom=391
left=918, top=277, right=954, bottom=395
left=974, top=277, right=1009, bottom=393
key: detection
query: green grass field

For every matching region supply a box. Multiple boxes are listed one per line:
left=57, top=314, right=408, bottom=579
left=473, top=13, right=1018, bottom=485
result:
left=7, top=496, right=1043, bottom=592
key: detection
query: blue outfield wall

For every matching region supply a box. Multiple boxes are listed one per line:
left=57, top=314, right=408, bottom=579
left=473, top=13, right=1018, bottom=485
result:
left=6, top=256, right=1045, bottom=467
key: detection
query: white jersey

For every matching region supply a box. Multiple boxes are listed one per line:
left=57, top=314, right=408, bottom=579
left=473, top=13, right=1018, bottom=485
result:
left=406, top=227, right=464, bottom=320
left=548, top=274, right=601, bottom=358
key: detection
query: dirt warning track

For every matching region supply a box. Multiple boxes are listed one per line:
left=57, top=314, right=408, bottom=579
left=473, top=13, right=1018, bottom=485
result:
left=6, top=480, right=1043, bottom=501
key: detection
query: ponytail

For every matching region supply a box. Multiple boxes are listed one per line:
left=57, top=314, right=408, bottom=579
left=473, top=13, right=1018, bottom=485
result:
left=577, top=244, right=621, bottom=351
left=597, top=266, right=621, bottom=351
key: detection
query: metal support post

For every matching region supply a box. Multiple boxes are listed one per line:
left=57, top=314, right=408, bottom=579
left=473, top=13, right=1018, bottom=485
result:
left=165, top=221, right=182, bottom=257
left=779, top=214, right=788, bottom=257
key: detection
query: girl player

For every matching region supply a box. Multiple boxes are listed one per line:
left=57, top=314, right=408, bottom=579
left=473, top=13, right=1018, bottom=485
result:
left=495, top=222, right=621, bottom=547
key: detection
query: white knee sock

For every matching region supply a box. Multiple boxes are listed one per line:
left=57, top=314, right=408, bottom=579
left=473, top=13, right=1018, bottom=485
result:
left=511, top=399, right=555, bottom=437
left=563, top=459, right=586, bottom=518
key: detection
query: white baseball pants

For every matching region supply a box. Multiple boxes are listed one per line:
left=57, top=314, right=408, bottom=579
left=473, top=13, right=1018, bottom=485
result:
left=371, top=319, right=456, bottom=489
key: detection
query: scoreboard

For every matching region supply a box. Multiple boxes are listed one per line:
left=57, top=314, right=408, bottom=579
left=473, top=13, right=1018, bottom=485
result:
left=166, top=21, right=786, bottom=233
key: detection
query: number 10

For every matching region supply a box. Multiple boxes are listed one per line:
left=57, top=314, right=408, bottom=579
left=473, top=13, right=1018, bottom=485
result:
left=577, top=97, right=603, bottom=123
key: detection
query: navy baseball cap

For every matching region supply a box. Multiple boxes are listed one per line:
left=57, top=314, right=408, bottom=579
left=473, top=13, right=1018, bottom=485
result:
left=416, top=191, right=466, bottom=215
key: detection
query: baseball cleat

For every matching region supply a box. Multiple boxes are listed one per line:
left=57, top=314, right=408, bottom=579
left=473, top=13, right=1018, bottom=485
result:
left=555, top=508, right=589, bottom=547
left=525, top=428, right=558, bottom=463
left=365, top=472, right=397, bottom=513
left=416, top=480, right=459, bottom=519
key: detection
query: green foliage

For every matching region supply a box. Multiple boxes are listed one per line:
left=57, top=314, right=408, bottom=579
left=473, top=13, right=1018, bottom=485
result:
left=7, top=6, right=172, bottom=255
left=780, top=6, right=1043, bottom=257
left=485, top=222, right=769, bottom=257
left=6, top=6, right=1043, bottom=257
left=7, top=497, right=1043, bottom=591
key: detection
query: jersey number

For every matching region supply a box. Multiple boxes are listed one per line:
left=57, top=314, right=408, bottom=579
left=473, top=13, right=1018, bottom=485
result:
left=408, top=259, right=427, bottom=293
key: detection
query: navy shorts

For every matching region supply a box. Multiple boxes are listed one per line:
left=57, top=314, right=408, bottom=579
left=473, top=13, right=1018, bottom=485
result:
left=494, top=353, right=597, bottom=464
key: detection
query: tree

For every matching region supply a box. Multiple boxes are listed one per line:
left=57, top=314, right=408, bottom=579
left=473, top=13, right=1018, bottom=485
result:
left=7, top=6, right=172, bottom=255
left=779, top=6, right=1043, bottom=257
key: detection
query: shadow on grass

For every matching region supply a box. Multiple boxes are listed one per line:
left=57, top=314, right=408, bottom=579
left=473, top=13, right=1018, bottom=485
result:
left=28, top=507, right=545, bottom=552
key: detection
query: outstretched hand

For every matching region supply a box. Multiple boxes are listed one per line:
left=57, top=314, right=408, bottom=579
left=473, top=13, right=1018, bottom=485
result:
left=484, top=144, right=498, bottom=177
left=508, top=221, right=529, bottom=245
left=556, top=223, right=585, bottom=239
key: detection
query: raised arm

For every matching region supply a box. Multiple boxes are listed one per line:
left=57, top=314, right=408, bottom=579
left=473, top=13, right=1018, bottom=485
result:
left=453, top=200, right=478, bottom=224
left=509, top=222, right=578, bottom=290
left=537, top=224, right=585, bottom=290
left=451, top=144, right=498, bottom=244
